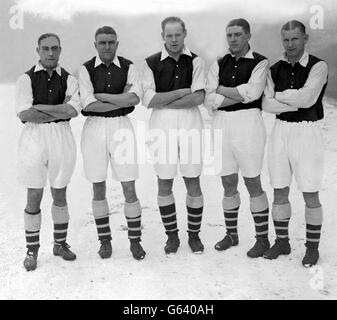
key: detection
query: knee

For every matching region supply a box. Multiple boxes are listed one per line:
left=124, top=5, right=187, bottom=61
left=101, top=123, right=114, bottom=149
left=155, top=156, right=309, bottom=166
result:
left=221, top=174, right=238, bottom=196
left=243, top=176, right=263, bottom=197
left=122, top=181, right=137, bottom=203
left=158, top=178, right=173, bottom=196
left=51, top=187, right=67, bottom=207
left=93, top=181, right=106, bottom=200
left=273, top=187, right=290, bottom=205
left=184, top=177, right=201, bottom=197
left=26, top=188, right=43, bottom=212
left=303, top=192, right=321, bottom=208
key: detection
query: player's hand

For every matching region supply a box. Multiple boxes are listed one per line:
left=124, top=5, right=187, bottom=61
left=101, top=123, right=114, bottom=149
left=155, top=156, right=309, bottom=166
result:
left=95, top=93, right=106, bottom=102
left=123, top=84, right=132, bottom=93
left=63, top=96, right=71, bottom=104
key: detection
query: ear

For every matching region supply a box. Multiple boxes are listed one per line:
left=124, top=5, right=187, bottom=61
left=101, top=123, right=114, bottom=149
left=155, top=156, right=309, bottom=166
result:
left=247, top=32, right=252, bottom=41
left=184, top=28, right=187, bottom=38
left=161, top=31, right=165, bottom=41
left=94, top=41, right=98, bottom=50
left=36, top=47, right=39, bottom=54
left=116, top=41, right=119, bottom=50
left=304, top=33, right=309, bottom=43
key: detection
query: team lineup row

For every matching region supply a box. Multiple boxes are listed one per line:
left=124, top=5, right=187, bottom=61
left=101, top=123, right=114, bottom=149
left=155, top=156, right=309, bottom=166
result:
left=15, top=16, right=328, bottom=272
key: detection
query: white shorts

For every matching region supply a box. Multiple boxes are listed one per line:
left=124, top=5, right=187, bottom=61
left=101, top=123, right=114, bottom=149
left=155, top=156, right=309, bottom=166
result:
left=81, top=116, right=138, bottom=183
left=147, top=107, right=203, bottom=179
left=212, top=108, right=266, bottom=177
left=268, top=119, right=324, bottom=192
left=17, top=122, right=76, bottom=189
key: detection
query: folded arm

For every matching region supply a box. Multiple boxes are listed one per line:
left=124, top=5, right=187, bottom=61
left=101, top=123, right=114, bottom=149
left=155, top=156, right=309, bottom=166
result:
left=275, top=61, right=328, bottom=109
left=216, top=86, right=244, bottom=102
left=164, top=90, right=205, bottom=109
left=149, top=88, right=193, bottom=109
left=262, top=70, right=298, bottom=114
left=18, top=108, right=58, bottom=123
left=94, top=92, right=139, bottom=107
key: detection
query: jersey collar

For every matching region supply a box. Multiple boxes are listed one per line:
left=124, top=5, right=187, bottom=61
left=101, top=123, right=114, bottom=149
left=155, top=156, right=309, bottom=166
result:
left=34, top=61, right=62, bottom=76
left=94, top=55, right=121, bottom=68
left=281, top=51, right=309, bottom=67
left=160, top=46, right=192, bottom=61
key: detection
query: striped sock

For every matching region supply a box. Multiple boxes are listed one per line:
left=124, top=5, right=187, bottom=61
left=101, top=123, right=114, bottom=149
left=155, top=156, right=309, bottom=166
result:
left=224, top=208, right=239, bottom=236
left=273, top=218, right=290, bottom=239
left=25, top=230, right=40, bottom=251
left=305, top=206, right=323, bottom=249
left=158, top=193, right=178, bottom=234
left=124, top=200, right=142, bottom=240
left=92, top=199, right=111, bottom=241
left=95, top=216, right=112, bottom=241
left=250, top=192, right=269, bottom=238
left=272, top=203, right=292, bottom=240
left=51, top=205, right=70, bottom=244
left=54, top=223, right=68, bottom=244
left=306, top=224, right=321, bottom=249
left=223, top=193, right=240, bottom=236
left=186, top=194, right=203, bottom=233
left=24, top=209, right=41, bottom=251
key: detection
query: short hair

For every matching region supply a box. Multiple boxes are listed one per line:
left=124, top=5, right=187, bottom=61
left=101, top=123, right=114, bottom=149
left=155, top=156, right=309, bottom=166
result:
left=95, top=26, right=117, bottom=39
left=281, top=20, right=306, bottom=34
left=226, top=18, right=250, bottom=34
left=38, top=33, right=61, bottom=46
left=161, top=16, right=186, bottom=32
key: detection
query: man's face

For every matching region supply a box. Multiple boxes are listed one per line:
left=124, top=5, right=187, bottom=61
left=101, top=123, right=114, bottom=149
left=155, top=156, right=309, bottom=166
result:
left=226, top=25, right=251, bottom=55
left=281, top=27, right=308, bottom=60
left=95, top=33, right=119, bottom=64
left=36, top=36, right=61, bottom=70
left=162, top=22, right=186, bottom=56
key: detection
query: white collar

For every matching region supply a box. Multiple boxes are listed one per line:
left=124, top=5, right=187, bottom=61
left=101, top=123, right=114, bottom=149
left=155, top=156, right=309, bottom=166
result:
left=228, top=48, right=254, bottom=59
left=94, top=55, right=120, bottom=68
left=160, top=46, right=192, bottom=61
left=34, top=61, right=62, bottom=76
left=281, top=51, right=309, bottom=67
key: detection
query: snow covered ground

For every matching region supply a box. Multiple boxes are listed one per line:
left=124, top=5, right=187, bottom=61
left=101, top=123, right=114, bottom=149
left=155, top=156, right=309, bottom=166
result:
left=0, top=84, right=336, bottom=300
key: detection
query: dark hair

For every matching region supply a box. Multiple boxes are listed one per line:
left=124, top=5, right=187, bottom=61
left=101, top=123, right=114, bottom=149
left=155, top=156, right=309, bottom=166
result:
left=95, top=26, right=117, bottom=39
left=38, top=33, right=61, bottom=46
left=161, top=16, right=186, bottom=32
left=281, top=20, right=306, bottom=34
left=226, top=18, right=251, bottom=34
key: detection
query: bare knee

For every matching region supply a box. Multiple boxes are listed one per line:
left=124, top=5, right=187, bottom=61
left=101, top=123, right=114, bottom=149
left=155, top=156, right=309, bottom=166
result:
left=158, top=177, right=174, bottom=197
left=26, top=188, right=44, bottom=212
left=93, top=181, right=106, bottom=201
left=274, top=187, right=290, bottom=205
left=51, top=187, right=67, bottom=207
left=183, top=176, right=202, bottom=197
left=303, top=192, right=321, bottom=208
left=221, top=174, right=238, bottom=197
left=121, top=181, right=138, bottom=203
left=243, top=175, right=263, bottom=197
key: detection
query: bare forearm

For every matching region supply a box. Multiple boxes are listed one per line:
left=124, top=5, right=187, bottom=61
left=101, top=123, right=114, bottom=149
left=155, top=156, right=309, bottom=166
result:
left=164, top=91, right=205, bottom=109
left=262, top=97, right=298, bottom=114
left=95, top=93, right=140, bottom=107
left=217, top=86, right=244, bottom=102
left=148, top=88, right=191, bottom=108
left=218, top=97, right=239, bottom=109
left=18, top=109, right=57, bottom=123
left=83, top=101, right=124, bottom=113
left=33, top=104, right=77, bottom=119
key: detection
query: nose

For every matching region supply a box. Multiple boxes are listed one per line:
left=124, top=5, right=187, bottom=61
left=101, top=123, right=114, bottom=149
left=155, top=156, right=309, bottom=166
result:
left=229, top=35, right=236, bottom=42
